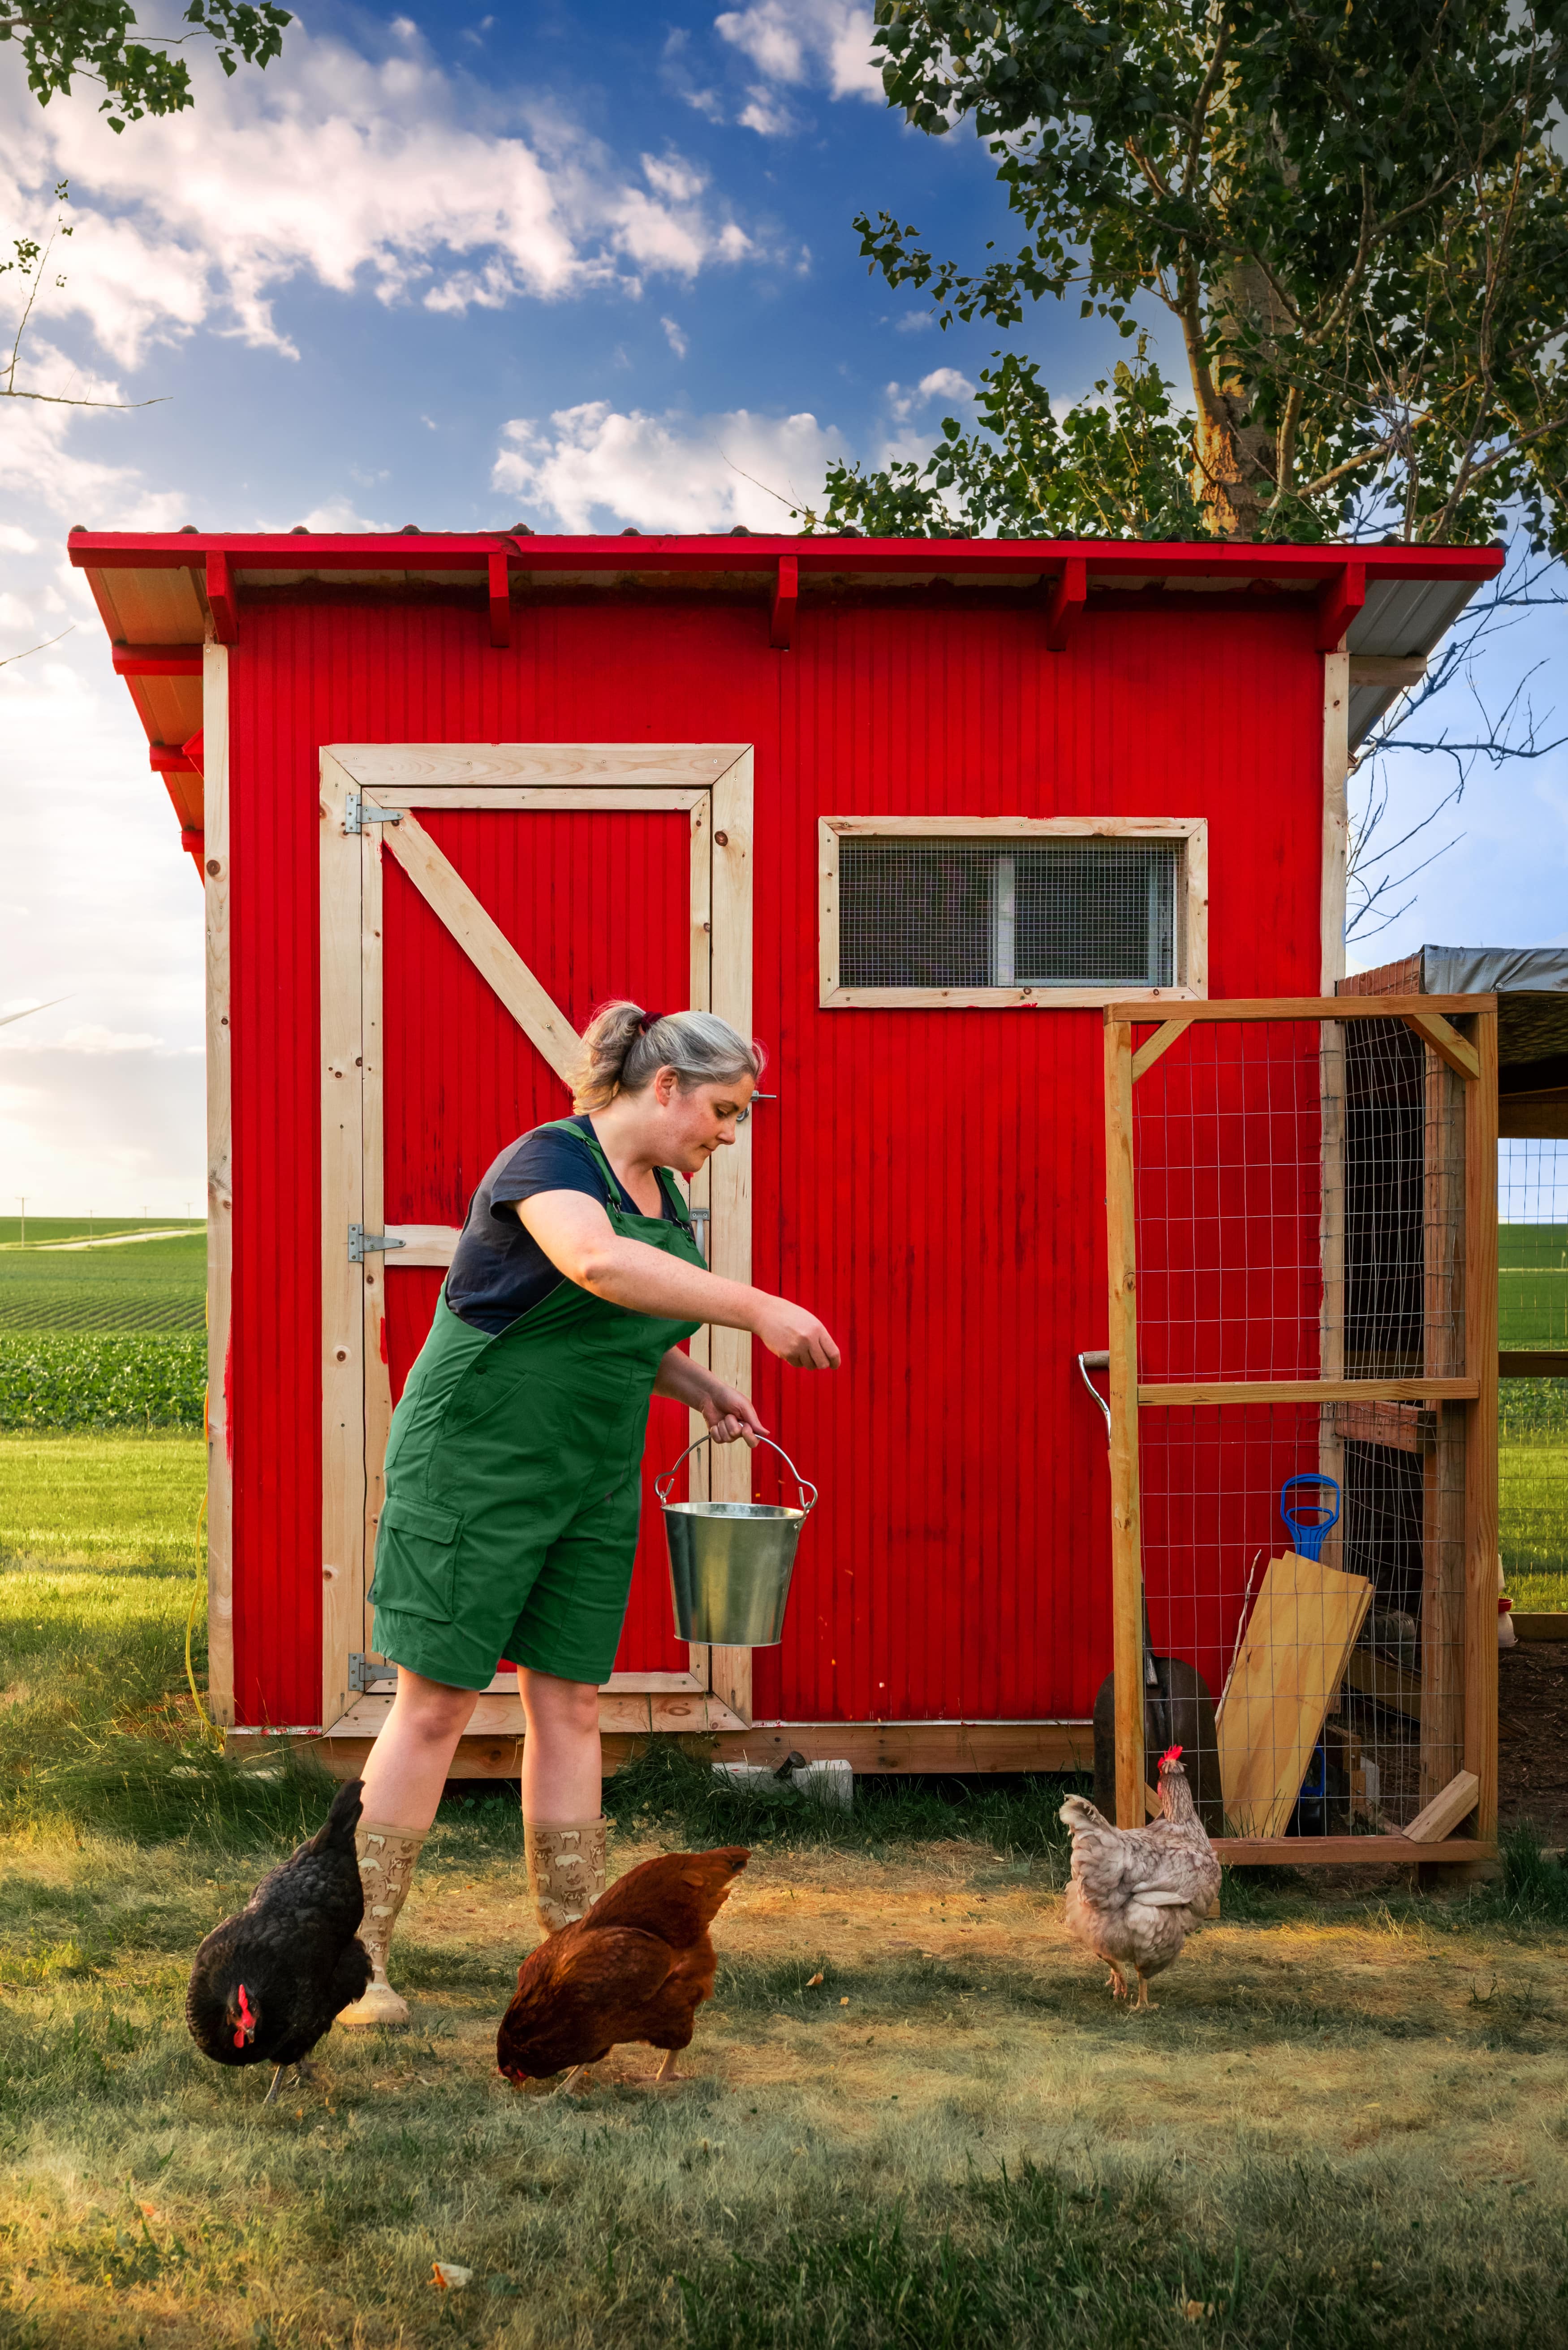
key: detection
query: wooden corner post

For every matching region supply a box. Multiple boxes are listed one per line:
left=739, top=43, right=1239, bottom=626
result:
left=202, top=642, right=234, bottom=1726
left=1464, top=1005, right=1500, bottom=1842
left=1104, top=1014, right=1144, bottom=1825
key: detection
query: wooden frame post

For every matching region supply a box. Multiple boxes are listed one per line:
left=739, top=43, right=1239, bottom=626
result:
left=319, top=751, right=367, bottom=1730
left=1464, top=1005, right=1500, bottom=1841
left=704, top=748, right=755, bottom=1725
left=1421, top=1047, right=1467, bottom=1802
left=1104, top=1014, right=1145, bottom=1825
left=202, top=642, right=234, bottom=1725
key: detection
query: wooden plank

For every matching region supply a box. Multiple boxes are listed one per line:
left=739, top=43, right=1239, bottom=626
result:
left=1131, top=1019, right=1191, bottom=1081
left=1332, top=1399, right=1433, bottom=1452
left=1422, top=1042, right=1466, bottom=1803
left=823, top=815, right=1206, bottom=840
left=1107, top=994, right=1497, bottom=1023
left=1348, top=654, right=1427, bottom=687
left=1321, top=651, right=1349, bottom=992
left=1502, top=1351, right=1568, bottom=1378
left=382, top=1224, right=460, bottom=1266
left=684, top=789, right=715, bottom=1690
left=1465, top=1006, right=1501, bottom=1843
left=1215, top=1551, right=1373, bottom=1837
left=827, top=985, right=1209, bottom=1012
left=1404, top=1768, right=1480, bottom=1844
left=319, top=751, right=367, bottom=1732
left=1404, top=1009, right=1481, bottom=1082
left=379, top=808, right=582, bottom=1087
left=361, top=821, right=392, bottom=1665
left=1104, top=1018, right=1145, bottom=1828
left=1318, top=1013, right=1346, bottom=1572
left=1512, top=1613, right=1568, bottom=1643
left=328, top=743, right=749, bottom=790
left=1139, top=1378, right=1480, bottom=1405
left=202, top=643, right=234, bottom=1727
left=818, top=819, right=839, bottom=1005
left=1344, top=1646, right=1422, bottom=1721
left=305, top=1716, right=1099, bottom=1780
left=361, top=788, right=706, bottom=812
left=1183, top=814, right=1210, bottom=997
left=706, top=747, right=754, bottom=1725
left=1213, top=1835, right=1492, bottom=1867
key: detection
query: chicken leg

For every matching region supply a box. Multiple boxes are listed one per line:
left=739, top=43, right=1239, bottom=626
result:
left=654, top=2049, right=681, bottom=2083
left=1133, top=1972, right=1156, bottom=2012
left=556, top=2063, right=593, bottom=2096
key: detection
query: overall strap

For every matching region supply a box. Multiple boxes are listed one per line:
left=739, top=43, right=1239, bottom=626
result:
left=566, top=1117, right=693, bottom=1235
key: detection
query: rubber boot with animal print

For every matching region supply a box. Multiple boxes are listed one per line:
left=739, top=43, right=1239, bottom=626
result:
left=524, top=1819, right=606, bottom=1936
left=336, top=1821, right=425, bottom=2025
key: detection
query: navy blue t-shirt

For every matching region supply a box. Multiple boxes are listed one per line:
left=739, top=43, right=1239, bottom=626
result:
left=444, top=1115, right=686, bottom=1335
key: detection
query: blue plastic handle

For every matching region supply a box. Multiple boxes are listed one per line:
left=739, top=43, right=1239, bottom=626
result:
left=1280, top=1473, right=1340, bottom=1561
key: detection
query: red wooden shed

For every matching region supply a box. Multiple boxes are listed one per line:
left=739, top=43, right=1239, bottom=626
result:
left=73, top=527, right=1503, bottom=1783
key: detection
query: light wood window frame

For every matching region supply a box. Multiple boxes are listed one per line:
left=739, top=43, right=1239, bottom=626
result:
left=818, top=816, right=1208, bottom=1010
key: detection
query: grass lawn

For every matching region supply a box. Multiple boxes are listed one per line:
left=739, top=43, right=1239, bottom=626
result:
left=4, top=1441, right=1568, bottom=2346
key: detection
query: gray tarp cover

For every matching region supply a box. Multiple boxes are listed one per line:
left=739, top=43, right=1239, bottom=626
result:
left=1421, top=946, right=1568, bottom=996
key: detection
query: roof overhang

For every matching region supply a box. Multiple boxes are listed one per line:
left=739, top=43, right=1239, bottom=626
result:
left=69, top=529, right=1504, bottom=861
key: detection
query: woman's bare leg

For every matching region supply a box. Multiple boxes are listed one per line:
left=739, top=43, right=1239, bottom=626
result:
left=517, top=1668, right=603, bottom=1821
left=358, top=1666, right=480, bottom=1834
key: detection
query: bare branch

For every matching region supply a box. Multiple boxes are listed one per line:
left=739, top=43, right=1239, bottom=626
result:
left=0, top=624, right=74, bottom=670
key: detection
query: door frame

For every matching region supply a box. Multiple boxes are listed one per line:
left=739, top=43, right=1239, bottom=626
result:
left=318, top=742, right=755, bottom=1739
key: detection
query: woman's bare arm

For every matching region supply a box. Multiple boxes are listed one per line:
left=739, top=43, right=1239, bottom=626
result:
left=515, top=1191, right=840, bottom=1369
left=652, top=1347, right=767, bottom=1444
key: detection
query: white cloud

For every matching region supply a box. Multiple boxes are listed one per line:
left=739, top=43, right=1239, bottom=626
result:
left=493, top=401, right=839, bottom=533
left=716, top=0, right=882, bottom=121
left=0, top=22, right=762, bottom=368
left=661, top=316, right=690, bottom=358
left=0, top=525, right=40, bottom=553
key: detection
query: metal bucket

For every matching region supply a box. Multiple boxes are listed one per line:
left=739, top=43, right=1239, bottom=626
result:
left=657, top=1435, right=817, bottom=1646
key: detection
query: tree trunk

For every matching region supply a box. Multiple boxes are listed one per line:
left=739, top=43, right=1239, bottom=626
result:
left=1190, top=256, right=1290, bottom=539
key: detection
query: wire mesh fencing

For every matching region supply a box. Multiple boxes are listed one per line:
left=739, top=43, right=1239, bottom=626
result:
left=1118, top=1009, right=1485, bottom=1841
left=1499, top=1138, right=1568, bottom=1611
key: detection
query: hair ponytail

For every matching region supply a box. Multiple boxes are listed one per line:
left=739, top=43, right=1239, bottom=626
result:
left=571, top=1001, right=762, bottom=1112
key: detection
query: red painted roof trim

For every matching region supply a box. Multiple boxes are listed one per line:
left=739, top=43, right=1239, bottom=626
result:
left=67, top=529, right=1505, bottom=586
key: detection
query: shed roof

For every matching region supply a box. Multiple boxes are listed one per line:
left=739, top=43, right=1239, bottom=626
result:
left=68, top=529, right=1503, bottom=856
left=1342, top=945, right=1568, bottom=1139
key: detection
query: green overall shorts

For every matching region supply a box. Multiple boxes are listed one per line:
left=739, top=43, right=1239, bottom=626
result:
left=369, top=1121, right=705, bottom=1691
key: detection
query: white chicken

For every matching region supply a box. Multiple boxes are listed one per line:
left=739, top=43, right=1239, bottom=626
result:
left=1061, top=1744, right=1221, bottom=2009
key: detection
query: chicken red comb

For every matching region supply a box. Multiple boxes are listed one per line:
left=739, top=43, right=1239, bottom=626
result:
left=1159, top=1744, right=1184, bottom=1768
left=233, top=1983, right=255, bottom=2049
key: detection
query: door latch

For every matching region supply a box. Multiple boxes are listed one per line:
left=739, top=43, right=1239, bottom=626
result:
left=690, top=1207, right=710, bottom=1260
left=344, top=792, right=404, bottom=836
left=348, top=1225, right=407, bottom=1263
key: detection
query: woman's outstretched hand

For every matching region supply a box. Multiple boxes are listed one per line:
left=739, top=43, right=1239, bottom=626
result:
left=701, top=1384, right=768, bottom=1447
left=752, top=1297, right=840, bottom=1370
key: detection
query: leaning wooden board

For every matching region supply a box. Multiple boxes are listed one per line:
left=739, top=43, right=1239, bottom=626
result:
left=1216, top=1551, right=1374, bottom=1837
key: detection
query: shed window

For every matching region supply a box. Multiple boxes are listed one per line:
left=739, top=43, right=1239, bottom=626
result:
left=820, top=819, right=1205, bottom=1008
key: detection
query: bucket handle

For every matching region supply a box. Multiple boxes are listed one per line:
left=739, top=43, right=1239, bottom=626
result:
left=655, top=1433, right=818, bottom=1515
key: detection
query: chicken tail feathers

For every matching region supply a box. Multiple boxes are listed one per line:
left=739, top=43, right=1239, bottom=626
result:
left=586, top=1846, right=749, bottom=1945
left=309, top=1778, right=365, bottom=1856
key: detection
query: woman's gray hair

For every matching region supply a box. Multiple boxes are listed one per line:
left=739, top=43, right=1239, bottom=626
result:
left=570, top=1000, right=763, bottom=1112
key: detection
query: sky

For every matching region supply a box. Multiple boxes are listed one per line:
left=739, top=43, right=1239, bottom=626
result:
left=0, top=0, right=1563, bottom=1215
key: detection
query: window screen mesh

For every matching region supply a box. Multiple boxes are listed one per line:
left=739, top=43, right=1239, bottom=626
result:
left=837, top=836, right=1180, bottom=990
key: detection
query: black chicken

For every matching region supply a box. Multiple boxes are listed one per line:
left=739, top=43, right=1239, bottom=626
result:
left=186, top=1777, right=373, bottom=2102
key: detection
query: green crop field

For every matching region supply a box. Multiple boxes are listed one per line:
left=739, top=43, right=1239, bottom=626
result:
left=0, top=1230, right=207, bottom=1430
left=1499, top=1222, right=1568, bottom=1350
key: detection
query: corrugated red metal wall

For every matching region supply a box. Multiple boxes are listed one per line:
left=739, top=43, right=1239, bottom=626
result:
left=227, top=590, right=1322, bottom=1728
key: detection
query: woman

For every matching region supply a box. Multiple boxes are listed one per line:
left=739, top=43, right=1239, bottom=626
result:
left=338, top=1002, right=839, bottom=2024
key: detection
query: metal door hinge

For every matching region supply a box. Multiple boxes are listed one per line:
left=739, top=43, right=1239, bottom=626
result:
left=345, top=792, right=403, bottom=835
left=349, top=1225, right=407, bottom=1263
left=690, top=1206, right=710, bottom=1259
left=349, top=1652, right=398, bottom=1692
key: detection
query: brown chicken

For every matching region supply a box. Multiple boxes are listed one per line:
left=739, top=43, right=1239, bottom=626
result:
left=1060, top=1745, right=1220, bottom=2009
left=496, top=1846, right=748, bottom=2090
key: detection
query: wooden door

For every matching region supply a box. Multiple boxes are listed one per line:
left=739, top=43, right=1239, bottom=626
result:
left=318, top=744, right=754, bottom=1742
